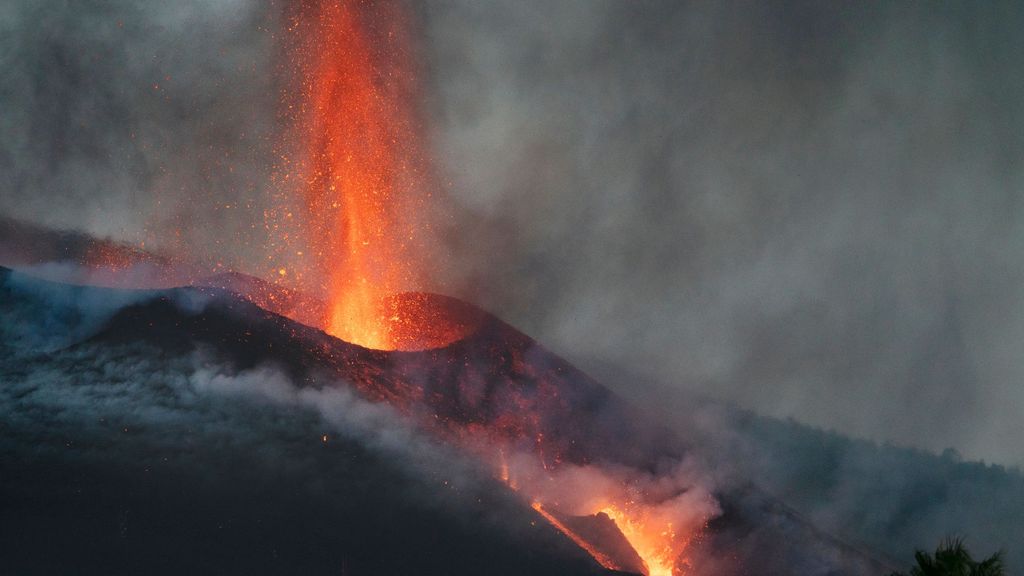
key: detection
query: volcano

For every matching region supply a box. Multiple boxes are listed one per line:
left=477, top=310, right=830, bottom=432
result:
left=0, top=220, right=896, bottom=576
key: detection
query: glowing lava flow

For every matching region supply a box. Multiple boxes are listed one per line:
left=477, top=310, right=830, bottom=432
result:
left=494, top=451, right=704, bottom=576
left=599, top=505, right=682, bottom=576
left=271, top=0, right=433, bottom=350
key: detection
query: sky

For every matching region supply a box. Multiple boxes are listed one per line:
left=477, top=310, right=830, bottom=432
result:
left=2, top=0, right=1024, bottom=466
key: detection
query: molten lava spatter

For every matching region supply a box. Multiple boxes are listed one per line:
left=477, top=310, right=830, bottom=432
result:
left=270, top=0, right=435, bottom=350
left=263, top=1, right=712, bottom=571
left=599, top=505, right=683, bottom=576
left=509, top=469, right=701, bottom=576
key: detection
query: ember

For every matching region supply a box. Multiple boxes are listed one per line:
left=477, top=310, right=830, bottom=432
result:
left=268, top=0, right=438, bottom=350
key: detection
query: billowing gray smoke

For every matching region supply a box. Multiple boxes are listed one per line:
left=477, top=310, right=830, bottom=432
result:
left=0, top=0, right=278, bottom=268
left=418, top=1, right=1024, bottom=468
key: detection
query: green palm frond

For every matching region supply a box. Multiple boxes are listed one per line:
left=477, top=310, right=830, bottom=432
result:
left=888, top=537, right=1005, bottom=576
left=973, top=551, right=1005, bottom=576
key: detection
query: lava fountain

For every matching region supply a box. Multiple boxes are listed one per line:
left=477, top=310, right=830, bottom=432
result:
left=262, top=1, right=714, bottom=573
left=269, top=0, right=437, bottom=350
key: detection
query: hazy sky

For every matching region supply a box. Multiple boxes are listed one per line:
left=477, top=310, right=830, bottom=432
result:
left=2, top=1, right=1023, bottom=466
left=420, top=1, right=1024, bottom=467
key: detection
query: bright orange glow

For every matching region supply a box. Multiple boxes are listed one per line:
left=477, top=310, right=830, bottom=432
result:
left=600, top=505, right=681, bottom=576
left=271, top=0, right=440, bottom=350
left=499, top=450, right=511, bottom=485
left=498, top=459, right=698, bottom=576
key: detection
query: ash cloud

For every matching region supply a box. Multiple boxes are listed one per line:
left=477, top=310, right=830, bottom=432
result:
left=0, top=0, right=279, bottom=271
left=418, top=1, right=1024, bottom=468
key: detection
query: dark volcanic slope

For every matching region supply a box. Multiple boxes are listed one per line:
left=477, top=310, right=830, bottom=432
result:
left=0, top=267, right=897, bottom=575
left=0, top=268, right=610, bottom=576
left=86, top=287, right=682, bottom=471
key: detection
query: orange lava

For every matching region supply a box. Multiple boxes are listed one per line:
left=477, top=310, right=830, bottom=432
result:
left=599, top=505, right=682, bottom=576
left=494, top=461, right=699, bottom=575
left=271, top=0, right=436, bottom=350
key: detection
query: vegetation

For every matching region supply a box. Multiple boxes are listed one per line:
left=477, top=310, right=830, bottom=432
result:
left=890, top=537, right=1004, bottom=576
